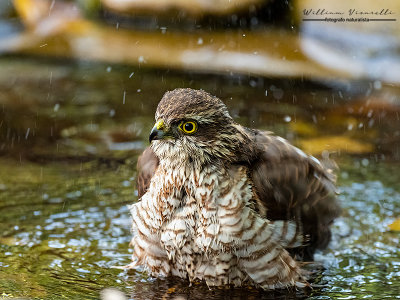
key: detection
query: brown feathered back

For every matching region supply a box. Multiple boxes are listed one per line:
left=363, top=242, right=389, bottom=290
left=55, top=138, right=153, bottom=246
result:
left=248, top=129, right=340, bottom=260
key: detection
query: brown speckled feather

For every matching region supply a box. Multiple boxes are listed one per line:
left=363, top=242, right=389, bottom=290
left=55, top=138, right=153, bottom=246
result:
left=137, top=147, right=158, bottom=198
left=247, top=129, right=340, bottom=260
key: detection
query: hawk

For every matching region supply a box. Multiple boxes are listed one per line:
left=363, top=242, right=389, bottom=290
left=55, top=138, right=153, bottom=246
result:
left=129, top=88, right=340, bottom=289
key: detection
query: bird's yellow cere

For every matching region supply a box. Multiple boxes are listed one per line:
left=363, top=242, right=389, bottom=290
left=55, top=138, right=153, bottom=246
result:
left=155, top=120, right=164, bottom=130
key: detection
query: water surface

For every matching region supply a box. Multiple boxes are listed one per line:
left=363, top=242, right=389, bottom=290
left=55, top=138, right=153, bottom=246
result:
left=0, top=57, right=399, bottom=299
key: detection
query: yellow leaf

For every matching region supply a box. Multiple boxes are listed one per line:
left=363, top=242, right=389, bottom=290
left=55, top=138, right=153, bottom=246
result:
left=290, top=121, right=318, bottom=136
left=298, top=136, right=374, bottom=155
left=389, top=218, right=400, bottom=231
left=13, top=0, right=49, bottom=27
left=0, top=237, right=18, bottom=246
left=167, top=287, right=176, bottom=293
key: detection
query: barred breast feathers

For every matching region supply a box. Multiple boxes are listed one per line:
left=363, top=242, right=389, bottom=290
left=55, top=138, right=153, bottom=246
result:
left=130, top=154, right=307, bottom=289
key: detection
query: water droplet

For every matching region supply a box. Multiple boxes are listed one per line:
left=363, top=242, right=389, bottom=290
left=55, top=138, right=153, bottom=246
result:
left=48, top=240, right=66, bottom=249
left=122, top=180, right=130, bottom=187
left=283, top=115, right=291, bottom=122
left=312, top=115, right=317, bottom=123
left=250, top=17, right=258, bottom=26
left=270, top=85, right=284, bottom=100
left=373, top=80, right=382, bottom=90
left=25, top=128, right=30, bottom=139
left=361, top=158, right=369, bottom=167
left=368, top=119, right=374, bottom=127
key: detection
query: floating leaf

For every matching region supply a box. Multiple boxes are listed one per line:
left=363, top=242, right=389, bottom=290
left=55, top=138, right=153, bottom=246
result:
left=388, top=218, right=400, bottom=231
left=167, top=287, right=176, bottom=293
left=298, top=136, right=374, bottom=155
left=4, top=0, right=353, bottom=81
left=13, top=0, right=50, bottom=27
left=0, top=237, right=18, bottom=246
left=290, top=121, right=318, bottom=136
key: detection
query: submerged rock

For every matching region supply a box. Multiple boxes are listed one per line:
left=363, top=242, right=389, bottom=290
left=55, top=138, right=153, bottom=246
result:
left=1, top=0, right=348, bottom=81
left=1, top=0, right=398, bottom=83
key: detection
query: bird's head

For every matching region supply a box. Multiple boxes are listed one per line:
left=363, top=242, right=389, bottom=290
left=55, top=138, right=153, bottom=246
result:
left=149, top=88, right=251, bottom=166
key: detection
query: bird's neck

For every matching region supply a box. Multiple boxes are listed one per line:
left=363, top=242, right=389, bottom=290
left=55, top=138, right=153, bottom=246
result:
left=152, top=141, right=221, bottom=171
left=158, top=155, right=221, bottom=179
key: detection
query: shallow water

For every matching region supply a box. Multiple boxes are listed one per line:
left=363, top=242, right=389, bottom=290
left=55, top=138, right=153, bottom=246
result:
left=0, top=57, right=399, bottom=299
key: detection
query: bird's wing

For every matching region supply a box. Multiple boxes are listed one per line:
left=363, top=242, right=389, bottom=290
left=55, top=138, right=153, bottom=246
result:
left=248, top=129, right=341, bottom=260
left=136, top=147, right=159, bottom=198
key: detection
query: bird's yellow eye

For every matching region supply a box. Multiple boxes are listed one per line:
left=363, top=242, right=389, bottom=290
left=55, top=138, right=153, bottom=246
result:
left=179, top=121, right=197, bottom=134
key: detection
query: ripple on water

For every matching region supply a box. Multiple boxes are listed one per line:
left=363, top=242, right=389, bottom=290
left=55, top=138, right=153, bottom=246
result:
left=310, top=176, right=400, bottom=300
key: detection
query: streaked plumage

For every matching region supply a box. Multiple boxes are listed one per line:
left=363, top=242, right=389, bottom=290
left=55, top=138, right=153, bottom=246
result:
left=129, top=88, right=340, bottom=289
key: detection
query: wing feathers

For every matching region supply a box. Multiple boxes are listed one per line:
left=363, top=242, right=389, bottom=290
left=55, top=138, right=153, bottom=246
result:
left=248, top=129, right=340, bottom=260
left=136, top=147, right=159, bottom=198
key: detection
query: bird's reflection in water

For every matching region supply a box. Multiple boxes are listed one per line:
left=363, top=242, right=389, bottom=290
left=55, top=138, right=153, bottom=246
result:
left=127, top=275, right=312, bottom=300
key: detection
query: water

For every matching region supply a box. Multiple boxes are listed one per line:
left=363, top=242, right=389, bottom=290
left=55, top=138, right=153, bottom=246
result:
left=0, top=57, right=399, bottom=299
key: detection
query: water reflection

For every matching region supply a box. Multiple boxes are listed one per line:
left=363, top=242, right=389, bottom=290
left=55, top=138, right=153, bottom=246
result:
left=125, top=275, right=311, bottom=300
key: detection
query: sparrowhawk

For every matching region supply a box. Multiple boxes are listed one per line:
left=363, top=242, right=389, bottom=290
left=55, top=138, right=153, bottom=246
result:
left=129, top=88, right=340, bottom=289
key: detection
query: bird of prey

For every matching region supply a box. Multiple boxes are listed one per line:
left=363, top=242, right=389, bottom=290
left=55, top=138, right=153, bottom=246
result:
left=129, top=88, right=340, bottom=290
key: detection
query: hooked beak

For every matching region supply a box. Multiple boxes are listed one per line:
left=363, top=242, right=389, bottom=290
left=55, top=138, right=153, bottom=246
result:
left=149, top=120, right=165, bottom=143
